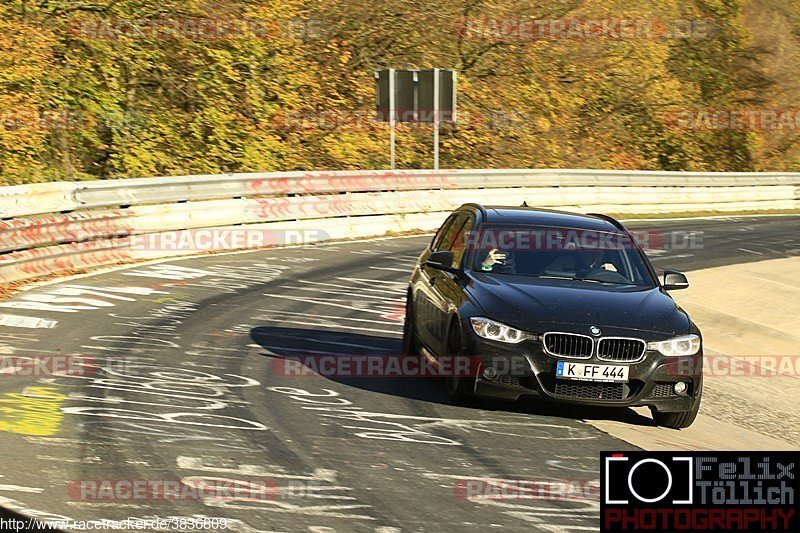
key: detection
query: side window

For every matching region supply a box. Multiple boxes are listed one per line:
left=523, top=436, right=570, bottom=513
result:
left=430, top=214, right=457, bottom=251
left=432, top=214, right=466, bottom=252
left=450, top=217, right=474, bottom=268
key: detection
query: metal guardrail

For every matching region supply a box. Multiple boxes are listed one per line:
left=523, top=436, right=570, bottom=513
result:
left=3, top=169, right=800, bottom=219
left=1, top=169, right=799, bottom=284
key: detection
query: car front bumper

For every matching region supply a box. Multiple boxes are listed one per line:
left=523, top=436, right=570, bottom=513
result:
left=464, top=333, right=702, bottom=412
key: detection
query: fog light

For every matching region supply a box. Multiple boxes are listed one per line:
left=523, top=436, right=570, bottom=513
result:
left=483, top=366, right=498, bottom=381
left=674, top=382, right=687, bottom=394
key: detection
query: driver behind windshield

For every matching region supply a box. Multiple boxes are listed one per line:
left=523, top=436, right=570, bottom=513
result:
left=580, top=249, right=618, bottom=275
left=479, top=249, right=516, bottom=273
left=478, top=246, right=620, bottom=279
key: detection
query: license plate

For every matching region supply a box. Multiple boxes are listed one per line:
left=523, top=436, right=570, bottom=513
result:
left=556, top=361, right=629, bottom=382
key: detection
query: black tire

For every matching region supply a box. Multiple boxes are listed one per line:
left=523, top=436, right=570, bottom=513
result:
left=444, top=321, right=472, bottom=403
left=401, top=293, right=419, bottom=356
left=652, top=381, right=702, bottom=429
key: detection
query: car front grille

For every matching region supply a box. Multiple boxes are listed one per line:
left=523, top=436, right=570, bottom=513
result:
left=553, top=381, right=625, bottom=400
left=496, top=376, right=520, bottom=387
left=597, top=338, right=646, bottom=362
left=543, top=333, right=593, bottom=359
left=651, top=382, right=676, bottom=397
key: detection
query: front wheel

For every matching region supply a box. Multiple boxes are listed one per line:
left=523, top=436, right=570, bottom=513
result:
left=401, top=294, right=419, bottom=356
left=651, top=381, right=702, bottom=429
left=444, top=322, right=472, bottom=403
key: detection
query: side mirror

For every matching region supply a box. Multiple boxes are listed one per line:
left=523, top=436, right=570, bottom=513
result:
left=663, top=270, right=689, bottom=291
left=425, top=251, right=458, bottom=273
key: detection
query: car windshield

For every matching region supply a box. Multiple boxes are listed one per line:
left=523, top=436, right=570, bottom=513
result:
left=467, top=225, right=655, bottom=286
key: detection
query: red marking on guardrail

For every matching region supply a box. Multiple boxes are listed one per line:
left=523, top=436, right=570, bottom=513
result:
left=1, top=239, right=134, bottom=281
left=248, top=196, right=356, bottom=219
left=250, top=171, right=456, bottom=196
left=0, top=211, right=131, bottom=252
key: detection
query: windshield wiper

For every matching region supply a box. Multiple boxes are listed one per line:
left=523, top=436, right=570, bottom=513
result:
left=531, top=275, right=630, bottom=285
left=573, top=277, right=631, bottom=285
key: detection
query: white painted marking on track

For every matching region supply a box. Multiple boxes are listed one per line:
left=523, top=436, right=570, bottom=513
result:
left=123, top=264, right=214, bottom=280
left=335, top=276, right=407, bottom=288
left=0, top=285, right=167, bottom=313
left=250, top=344, right=341, bottom=356
left=0, top=315, right=58, bottom=329
left=421, top=472, right=597, bottom=531
left=255, top=310, right=400, bottom=326
left=0, top=485, right=44, bottom=493
left=369, top=266, right=416, bottom=273
left=266, top=294, right=398, bottom=318
left=545, top=459, right=596, bottom=473
left=177, top=456, right=338, bottom=481
left=650, top=253, right=694, bottom=261
left=256, top=334, right=393, bottom=352
left=252, top=316, right=399, bottom=334
left=280, top=284, right=401, bottom=302
left=745, top=275, right=800, bottom=292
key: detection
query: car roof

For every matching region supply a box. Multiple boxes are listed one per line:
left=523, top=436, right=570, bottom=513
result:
left=460, top=205, right=624, bottom=232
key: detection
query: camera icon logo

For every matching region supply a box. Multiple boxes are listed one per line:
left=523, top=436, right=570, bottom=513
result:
left=604, top=455, right=693, bottom=505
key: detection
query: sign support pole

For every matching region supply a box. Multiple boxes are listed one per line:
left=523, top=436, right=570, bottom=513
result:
left=389, top=68, right=396, bottom=170
left=433, top=68, right=440, bottom=171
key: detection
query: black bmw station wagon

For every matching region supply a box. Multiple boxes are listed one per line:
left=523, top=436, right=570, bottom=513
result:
left=402, top=204, right=703, bottom=429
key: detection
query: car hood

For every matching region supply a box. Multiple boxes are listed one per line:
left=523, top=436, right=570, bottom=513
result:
left=466, top=273, right=691, bottom=337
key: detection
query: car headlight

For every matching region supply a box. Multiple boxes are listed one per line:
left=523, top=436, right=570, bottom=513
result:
left=470, top=317, right=530, bottom=344
left=647, top=334, right=701, bottom=356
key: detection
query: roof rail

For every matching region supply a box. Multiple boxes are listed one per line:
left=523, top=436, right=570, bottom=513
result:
left=586, top=212, right=626, bottom=231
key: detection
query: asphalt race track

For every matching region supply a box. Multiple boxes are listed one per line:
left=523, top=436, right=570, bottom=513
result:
left=0, top=215, right=798, bottom=532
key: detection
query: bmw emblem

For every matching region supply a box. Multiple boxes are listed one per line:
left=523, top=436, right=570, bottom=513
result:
left=589, top=326, right=601, bottom=336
